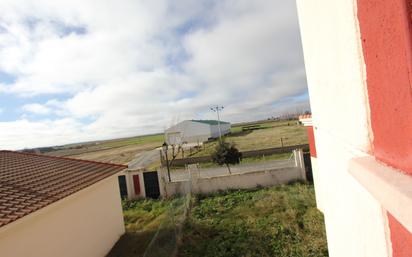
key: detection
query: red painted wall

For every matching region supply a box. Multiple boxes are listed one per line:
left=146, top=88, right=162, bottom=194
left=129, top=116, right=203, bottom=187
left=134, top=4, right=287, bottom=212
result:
left=306, top=126, right=317, bottom=158
left=133, top=175, right=141, bottom=195
left=357, top=0, right=412, bottom=256
left=388, top=212, right=412, bottom=257
left=357, top=0, right=412, bottom=175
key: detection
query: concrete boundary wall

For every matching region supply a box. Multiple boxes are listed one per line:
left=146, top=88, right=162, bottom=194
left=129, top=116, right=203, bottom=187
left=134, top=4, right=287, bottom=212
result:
left=159, top=149, right=306, bottom=197
left=161, top=167, right=304, bottom=196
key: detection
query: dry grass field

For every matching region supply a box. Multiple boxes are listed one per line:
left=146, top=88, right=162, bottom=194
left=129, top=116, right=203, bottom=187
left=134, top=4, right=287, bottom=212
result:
left=45, top=119, right=307, bottom=165
left=190, top=120, right=307, bottom=157
left=46, top=134, right=164, bottom=164
left=53, top=143, right=160, bottom=164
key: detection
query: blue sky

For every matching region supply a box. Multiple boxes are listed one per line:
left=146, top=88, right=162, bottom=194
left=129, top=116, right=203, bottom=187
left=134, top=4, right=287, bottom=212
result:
left=0, top=0, right=309, bottom=150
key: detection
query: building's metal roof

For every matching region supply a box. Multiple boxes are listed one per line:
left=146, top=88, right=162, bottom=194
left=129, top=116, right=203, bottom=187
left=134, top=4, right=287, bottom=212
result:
left=191, top=120, right=230, bottom=125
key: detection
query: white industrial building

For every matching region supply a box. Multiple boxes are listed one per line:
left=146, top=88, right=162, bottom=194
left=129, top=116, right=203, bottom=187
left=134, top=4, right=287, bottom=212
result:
left=165, top=120, right=231, bottom=145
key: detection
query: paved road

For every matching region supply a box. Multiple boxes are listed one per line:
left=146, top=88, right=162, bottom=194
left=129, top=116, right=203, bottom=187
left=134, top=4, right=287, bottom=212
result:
left=128, top=149, right=160, bottom=170
left=170, top=159, right=295, bottom=181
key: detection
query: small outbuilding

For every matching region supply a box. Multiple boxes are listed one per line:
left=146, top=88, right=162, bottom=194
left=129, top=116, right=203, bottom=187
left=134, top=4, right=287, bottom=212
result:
left=0, top=150, right=127, bottom=257
left=165, top=120, right=231, bottom=145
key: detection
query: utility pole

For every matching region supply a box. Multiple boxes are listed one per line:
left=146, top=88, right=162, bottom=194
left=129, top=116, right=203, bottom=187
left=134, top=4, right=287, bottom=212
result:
left=162, top=142, right=171, bottom=182
left=211, top=105, right=224, bottom=142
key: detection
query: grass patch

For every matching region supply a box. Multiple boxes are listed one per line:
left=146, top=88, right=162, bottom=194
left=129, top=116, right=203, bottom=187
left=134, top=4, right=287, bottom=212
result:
left=100, top=134, right=164, bottom=149
left=107, top=184, right=328, bottom=257
left=107, top=198, right=182, bottom=257
left=239, top=152, right=292, bottom=164
left=196, top=152, right=292, bottom=169
left=179, top=184, right=328, bottom=257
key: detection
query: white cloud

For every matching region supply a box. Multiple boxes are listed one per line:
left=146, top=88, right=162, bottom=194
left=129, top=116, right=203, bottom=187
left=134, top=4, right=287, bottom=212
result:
left=0, top=118, right=90, bottom=149
left=22, top=103, right=51, bottom=115
left=0, top=0, right=309, bottom=150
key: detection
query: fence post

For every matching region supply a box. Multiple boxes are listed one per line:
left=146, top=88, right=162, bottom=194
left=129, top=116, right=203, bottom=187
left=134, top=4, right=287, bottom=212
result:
left=293, top=149, right=306, bottom=181
left=159, top=149, right=164, bottom=166
left=188, top=164, right=199, bottom=194
left=158, top=168, right=168, bottom=198
left=293, top=149, right=298, bottom=167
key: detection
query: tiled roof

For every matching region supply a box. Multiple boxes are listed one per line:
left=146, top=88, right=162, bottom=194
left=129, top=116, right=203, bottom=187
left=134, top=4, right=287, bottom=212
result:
left=299, top=114, right=312, bottom=120
left=191, top=120, right=230, bottom=125
left=0, top=150, right=126, bottom=228
left=299, top=114, right=313, bottom=127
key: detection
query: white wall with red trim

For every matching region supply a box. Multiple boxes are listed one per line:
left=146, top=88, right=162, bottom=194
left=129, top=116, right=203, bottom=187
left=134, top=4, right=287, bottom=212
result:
left=299, top=115, right=324, bottom=211
left=296, top=0, right=395, bottom=256
left=297, top=0, right=412, bottom=256
left=124, top=170, right=146, bottom=199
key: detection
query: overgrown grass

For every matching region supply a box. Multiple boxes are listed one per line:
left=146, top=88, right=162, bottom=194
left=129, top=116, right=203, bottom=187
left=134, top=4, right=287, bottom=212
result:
left=107, top=198, right=182, bottom=257
left=107, top=184, right=328, bottom=257
left=240, top=152, right=293, bottom=164
left=179, top=184, right=328, bottom=257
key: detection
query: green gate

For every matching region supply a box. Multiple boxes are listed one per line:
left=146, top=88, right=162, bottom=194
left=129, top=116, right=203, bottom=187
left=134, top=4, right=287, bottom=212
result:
left=118, top=175, right=128, bottom=199
left=143, top=171, right=160, bottom=199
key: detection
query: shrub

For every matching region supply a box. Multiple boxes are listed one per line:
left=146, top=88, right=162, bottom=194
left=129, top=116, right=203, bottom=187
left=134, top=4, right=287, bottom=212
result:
left=211, top=140, right=242, bottom=174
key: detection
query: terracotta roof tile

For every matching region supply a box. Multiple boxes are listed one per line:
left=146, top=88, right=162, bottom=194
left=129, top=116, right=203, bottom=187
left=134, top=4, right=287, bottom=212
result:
left=0, top=150, right=126, bottom=228
left=299, top=114, right=312, bottom=120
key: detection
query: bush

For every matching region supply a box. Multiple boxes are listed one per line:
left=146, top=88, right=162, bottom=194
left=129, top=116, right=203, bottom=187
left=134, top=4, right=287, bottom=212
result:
left=211, top=140, right=242, bottom=173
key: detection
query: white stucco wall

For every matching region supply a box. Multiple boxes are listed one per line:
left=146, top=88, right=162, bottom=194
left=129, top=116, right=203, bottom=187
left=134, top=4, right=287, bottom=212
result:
left=0, top=175, right=125, bottom=257
left=161, top=165, right=306, bottom=197
left=193, top=167, right=302, bottom=194
left=162, top=167, right=302, bottom=196
left=125, top=170, right=146, bottom=199
left=310, top=157, right=324, bottom=212
left=296, top=1, right=389, bottom=257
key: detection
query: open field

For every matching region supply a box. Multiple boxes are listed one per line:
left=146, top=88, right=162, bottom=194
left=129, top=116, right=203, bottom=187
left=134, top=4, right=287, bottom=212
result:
left=49, top=143, right=160, bottom=164
left=45, top=134, right=164, bottom=164
left=189, top=120, right=307, bottom=157
left=45, top=119, right=307, bottom=166
left=107, top=184, right=328, bottom=257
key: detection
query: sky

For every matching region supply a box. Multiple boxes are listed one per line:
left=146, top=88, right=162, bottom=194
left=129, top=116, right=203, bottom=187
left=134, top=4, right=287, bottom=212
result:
left=0, top=0, right=309, bottom=150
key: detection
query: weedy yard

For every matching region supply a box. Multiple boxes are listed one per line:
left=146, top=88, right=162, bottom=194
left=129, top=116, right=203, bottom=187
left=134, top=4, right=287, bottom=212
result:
left=107, top=183, right=328, bottom=257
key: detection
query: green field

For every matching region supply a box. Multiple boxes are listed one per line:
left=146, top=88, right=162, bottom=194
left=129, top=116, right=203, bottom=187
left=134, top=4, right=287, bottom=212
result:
left=107, top=184, right=328, bottom=257
left=45, top=119, right=307, bottom=166
left=189, top=120, right=307, bottom=158
left=195, top=152, right=293, bottom=169
left=97, top=134, right=164, bottom=149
